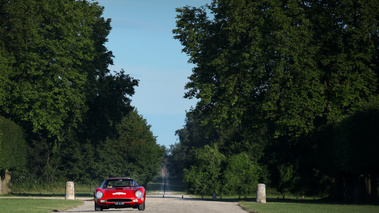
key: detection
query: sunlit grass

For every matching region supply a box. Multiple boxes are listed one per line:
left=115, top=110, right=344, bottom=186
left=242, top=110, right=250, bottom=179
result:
left=165, top=179, right=379, bottom=213
left=0, top=198, right=82, bottom=213
left=239, top=200, right=379, bottom=213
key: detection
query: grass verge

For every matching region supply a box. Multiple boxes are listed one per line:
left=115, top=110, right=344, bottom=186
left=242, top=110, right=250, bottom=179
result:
left=11, top=182, right=98, bottom=198
left=0, top=198, right=82, bottom=213
left=239, top=200, right=379, bottom=213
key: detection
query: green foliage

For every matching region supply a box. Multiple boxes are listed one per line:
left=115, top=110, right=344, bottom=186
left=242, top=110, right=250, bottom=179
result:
left=183, top=144, right=262, bottom=196
left=174, top=0, right=324, bottom=137
left=80, top=70, right=139, bottom=144
left=114, top=109, right=165, bottom=185
left=277, top=164, right=295, bottom=196
left=175, top=0, right=378, bottom=137
left=167, top=112, right=216, bottom=178
left=30, top=109, right=164, bottom=186
left=60, top=109, right=164, bottom=186
left=58, top=140, right=97, bottom=184
left=222, top=153, right=261, bottom=195
left=0, top=116, right=26, bottom=171
left=171, top=0, right=379, bottom=200
left=184, top=144, right=225, bottom=195
left=167, top=142, right=187, bottom=178
left=333, top=98, right=379, bottom=174
left=316, top=96, right=379, bottom=177
left=0, top=0, right=159, bottom=188
left=309, top=97, right=379, bottom=201
left=0, top=0, right=105, bottom=140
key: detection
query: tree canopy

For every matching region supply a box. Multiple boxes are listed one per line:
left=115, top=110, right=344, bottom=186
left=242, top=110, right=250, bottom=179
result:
left=0, top=0, right=164, bottom=188
left=0, top=0, right=105, bottom=140
left=170, top=0, right=379, bottom=201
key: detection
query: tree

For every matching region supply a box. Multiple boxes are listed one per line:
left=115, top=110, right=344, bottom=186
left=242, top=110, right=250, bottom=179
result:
left=184, top=144, right=225, bottom=195
left=307, top=0, right=379, bottom=122
left=168, top=110, right=212, bottom=175
left=174, top=0, right=325, bottom=138
left=173, top=0, right=378, bottom=198
left=167, top=142, right=187, bottom=178
left=174, top=0, right=322, bottom=196
left=222, top=153, right=260, bottom=196
left=0, top=0, right=113, bottom=141
left=0, top=0, right=143, bottom=183
left=78, top=70, right=139, bottom=145
left=115, top=109, right=165, bottom=186
left=319, top=97, right=379, bottom=202
left=175, top=0, right=378, bottom=138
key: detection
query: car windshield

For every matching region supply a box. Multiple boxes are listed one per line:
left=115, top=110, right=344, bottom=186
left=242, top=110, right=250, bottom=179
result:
left=102, top=179, right=138, bottom=188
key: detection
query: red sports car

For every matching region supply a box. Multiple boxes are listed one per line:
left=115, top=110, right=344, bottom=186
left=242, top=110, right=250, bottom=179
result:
left=94, top=177, right=146, bottom=211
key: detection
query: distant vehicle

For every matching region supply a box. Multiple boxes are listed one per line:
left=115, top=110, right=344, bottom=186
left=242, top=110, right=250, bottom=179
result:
left=94, top=177, right=146, bottom=211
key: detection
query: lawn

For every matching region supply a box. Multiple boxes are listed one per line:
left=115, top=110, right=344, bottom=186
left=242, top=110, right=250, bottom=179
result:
left=0, top=176, right=165, bottom=213
left=0, top=198, right=82, bottom=213
left=11, top=181, right=98, bottom=197
left=239, top=200, right=379, bottom=213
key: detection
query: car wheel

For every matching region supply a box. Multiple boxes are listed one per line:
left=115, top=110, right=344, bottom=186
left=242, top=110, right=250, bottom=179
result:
left=95, top=202, right=103, bottom=211
left=138, top=201, right=145, bottom=211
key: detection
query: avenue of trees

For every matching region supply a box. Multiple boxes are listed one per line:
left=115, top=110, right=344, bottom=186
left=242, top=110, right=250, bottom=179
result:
left=0, top=0, right=164, bottom=193
left=168, top=0, right=379, bottom=203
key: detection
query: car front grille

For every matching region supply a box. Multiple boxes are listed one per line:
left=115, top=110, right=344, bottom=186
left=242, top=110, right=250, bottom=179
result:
left=107, top=199, right=133, bottom=202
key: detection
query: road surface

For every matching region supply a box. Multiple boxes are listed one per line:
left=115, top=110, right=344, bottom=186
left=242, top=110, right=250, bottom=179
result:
left=60, top=177, right=248, bottom=213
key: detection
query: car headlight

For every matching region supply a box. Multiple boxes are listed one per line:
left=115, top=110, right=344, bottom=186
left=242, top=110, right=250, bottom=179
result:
left=96, top=191, right=104, bottom=199
left=135, top=190, right=143, bottom=198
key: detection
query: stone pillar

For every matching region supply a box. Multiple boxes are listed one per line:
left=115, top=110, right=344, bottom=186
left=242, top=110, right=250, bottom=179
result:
left=212, top=191, right=217, bottom=200
left=65, top=181, right=75, bottom=200
left=256, top=183, right=266, bottom=203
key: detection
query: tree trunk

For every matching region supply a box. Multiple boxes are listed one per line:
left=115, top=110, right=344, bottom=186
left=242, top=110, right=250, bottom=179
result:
left=345, top=175, right=355, bottom=203
left=355, top=174, right=366, bottom=203
left=329, top=175, right=344, bottom=202
left=0, top=169, right=11, bottom=195
left=370, top=173, right=378, bottom=203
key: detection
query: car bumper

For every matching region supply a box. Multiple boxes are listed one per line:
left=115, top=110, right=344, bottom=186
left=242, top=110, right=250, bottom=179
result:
left=95, top=197, right=145, bottom=207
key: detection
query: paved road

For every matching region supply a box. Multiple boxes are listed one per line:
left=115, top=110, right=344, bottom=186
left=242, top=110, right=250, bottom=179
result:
left=60, top=178, right=248, bottom=213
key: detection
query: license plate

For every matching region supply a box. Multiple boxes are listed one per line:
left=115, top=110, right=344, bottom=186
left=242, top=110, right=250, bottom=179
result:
left=115, top=202, right=124, bottom=205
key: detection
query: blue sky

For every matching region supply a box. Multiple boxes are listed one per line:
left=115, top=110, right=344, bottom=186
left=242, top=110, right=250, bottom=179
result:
left=97, top=0, right=211, bottom=148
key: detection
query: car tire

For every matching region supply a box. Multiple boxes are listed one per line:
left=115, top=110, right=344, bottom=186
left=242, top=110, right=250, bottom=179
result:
left=95, top=202, right=103, bottom=211
left=138, top=201, right=145, bottom=211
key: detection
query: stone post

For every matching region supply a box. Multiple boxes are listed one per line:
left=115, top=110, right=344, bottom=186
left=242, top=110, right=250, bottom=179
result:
left=256, top=183, right=266, bottom=203
left=65, top=181, right=75, bottom=200
left=212, top=191, right=217, bottom=200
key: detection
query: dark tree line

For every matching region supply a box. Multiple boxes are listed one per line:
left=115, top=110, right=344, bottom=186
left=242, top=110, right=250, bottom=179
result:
left=0, top=0, right=164, bottom=193
left=168, top=0, right=379, bottom=203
